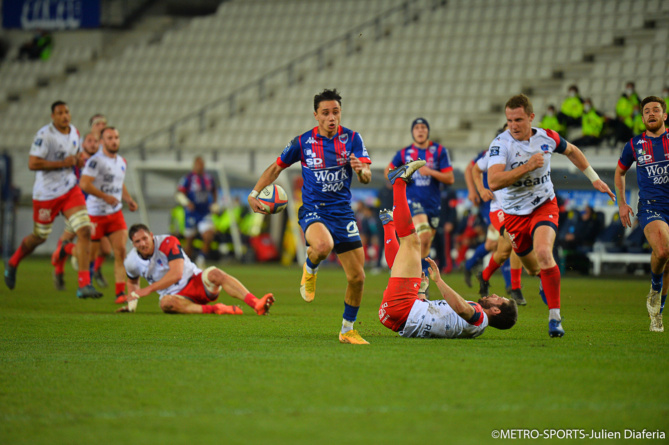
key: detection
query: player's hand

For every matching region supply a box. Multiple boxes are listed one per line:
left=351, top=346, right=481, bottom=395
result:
left=349, top=153, right=364, bottom=173
left=127, top=199, right=138, bottom=212
left=527, top=153, right=545, bottom=171
left=418, top=166, right=432, bottom=176
left=103, top=194, right=120, bottom=207
left=62, top=155, right=77, bottom=168
left=248, top=196, right=269, bottom=214
left=593, top=179, right=616, bottom=202
left=467, top=191, right=481, bottom=205
left=426, top=257, right=442, bottom=283
left=76, top=152, right=87, bottom=169
left=619, top=203, right=635, bottom=228
left=187, top=202, right=195, bottom=211
left=126, top=290, right=144, bottom=301
left=480, top=189, right=494, bottom=202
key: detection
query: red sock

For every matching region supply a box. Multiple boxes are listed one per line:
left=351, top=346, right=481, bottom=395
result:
left=9, top=238, right=32, bottom=268
left=243, top=293, right=258, bottom=308
left=383, top=222, right=400, bottom=269
left=202, top=305, right=216, bottom=314
left=115, top=282, right=126, bottom=296
left=78, top=271, right=91, bottom=287
left=511, top=268, right=522, bottom=290
left=54, top=261, right=65, bottom=275
left=540, top=265, right=561, bottom=309
left=482, top=256, right=501, bottom=281
left=392, top=180, right=415, bottom=237
left=94, top=255, right=105, bottom=272
left=64, top=243, right=76, bottom=256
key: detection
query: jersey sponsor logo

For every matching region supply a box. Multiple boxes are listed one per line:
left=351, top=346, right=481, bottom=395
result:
left=346, top=221, right=360, bottom=237
left=515, top=151, right=521, bottom=157
left=638, top=154, right=652, bottom=164
left=541, top=144, right=550, bottom=153
left=636, top=139, right=649, bottom=145
left=645, top=164, right=669, bottom=184
left=100, top=184, right=122, bottom=194
left=513, top=171, right=550, bottom=187
left=38, top=208, right=51, bottom=222
left=338, top=133, right=348, bottom=144
left=314, top=168, right=349, bottom=192
left=103, top=174, right=115, bottom=183
left=305, top=137, right=317, bottom=144
left=531, top=196, right=542, bottom=206
left=490, top=147, right=500, bottom=156
left=304, top=149, right=323, bottom=168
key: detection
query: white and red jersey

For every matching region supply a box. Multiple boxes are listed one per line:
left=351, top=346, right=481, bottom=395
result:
left=81, top=150, right=127, bottom=216
left=124, top=235, right=201, bottom=298
left=400, top=299, right=488, bottom=339
left=487, top=128, right=567, bottom=216
left=29, top=123, right=81, bottom=201
left=475, top=150, right=502, bottom=213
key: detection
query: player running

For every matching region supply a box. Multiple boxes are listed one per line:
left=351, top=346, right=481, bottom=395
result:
left=487, top=94, right=615, bottom=338
left=80, top=127, right=138, bottom=304
left=119, top=224, right=274, bottom=315
left=176, top=157, right=218, bottom=267
left=384, top=118, right=454, bottom=280
left=248, top=89, right=372, bottom=344
left=4, top=101, right=102, bottom=299
left=378, top=159, right=518, bottom=339
left=615, top=95, right=669, bottom=332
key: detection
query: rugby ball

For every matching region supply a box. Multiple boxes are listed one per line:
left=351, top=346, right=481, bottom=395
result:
left=258, top=184, right=288, bottom=214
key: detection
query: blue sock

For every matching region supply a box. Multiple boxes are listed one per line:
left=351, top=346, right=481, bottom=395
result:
left=651, top=271, right=663, bottom=292
left=465, top=243, right=489, bottom=271
left=421, top=258, right=430, bottom=276
left=341, top=303, right=360, bottom=334
left=661, top=294, right=667, bottom=314
left=89, top=262, right=95, bottom=277
left=305, top=257, right=319, bottom=274
left=501, top=259, right=511, bottom=289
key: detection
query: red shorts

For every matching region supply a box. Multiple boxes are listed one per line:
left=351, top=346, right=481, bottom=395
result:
left=379, top=277, right=422, bottom=332
left=175, top=273, right=218, bottom=305
left=503, top=197, right=559, bottom=256
left=489, top=208, right=505, bottom=233
left=90, top=210, right=127, bottom=240
left=32, top=185, right=86, bottom=225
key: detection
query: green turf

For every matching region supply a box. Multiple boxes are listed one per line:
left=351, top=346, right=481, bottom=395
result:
left=1, top=258, right=668, bottom=445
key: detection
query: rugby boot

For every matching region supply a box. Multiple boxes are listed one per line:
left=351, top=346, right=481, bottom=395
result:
left=476, top=271, right=490, bottom=297
left=212, top=303, right=243, bottom=315
left=93, top=269, right=108, bottom=288
left=650, top=313, right=664, bottom=333
left=4, top=264, right=16, bottom=290
left=379, top=209, right=394, bottom=225
left=646, top=288, right=661, bottom=318
left=300, top=263, right=317, bottom=303
left=548, top=319, right=565, bottom=338
left=387, top=160, right=426, bottom=185
left=254, top=293, right=275, bottom=315
left=51, top=240, right=71, bottom=266
left=77, top=284, right=103, bottom=299
left=339, top=330, right=370, bottom=345
left=114, top=292, right=127, bottom=304
left=508, top=287, right=527, bottom=306
left=52, top=271, right=66, bottom=291
left=463, top=266, right=473, bottom=288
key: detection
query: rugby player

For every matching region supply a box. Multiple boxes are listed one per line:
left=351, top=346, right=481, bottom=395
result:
left=378, top=159, right=517, bottom=339
left=248, top=89, right=372, bottom=344
left=615, top=95, right=669, bottom=332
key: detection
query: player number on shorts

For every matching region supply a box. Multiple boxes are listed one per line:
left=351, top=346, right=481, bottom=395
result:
left=347, top=221, right=360, bottom=237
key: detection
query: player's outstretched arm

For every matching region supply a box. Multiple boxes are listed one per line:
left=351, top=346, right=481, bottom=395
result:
left=130, top=259, right=184, bottom=299
left=80, top=174, right=120, bottom=207
left=28, top=155, right=77, bottom=171
left=249, top=161, right=285, bottom=214
left=487, top=153, right=543, bottom=191
left=614, top=165, right=634, bottom=228
left=350, top=154, right=371, bottom=184
left=563, top=143, right=616, bottom=201
left=426, top=258, right=475, bottom=321
left=122, top=184, right=138, bottom=211
left=464, top=162, right=481, bottom=205
left=472, top=164, right=494, bottom=202
left=418, top=165, right=454, bottom=185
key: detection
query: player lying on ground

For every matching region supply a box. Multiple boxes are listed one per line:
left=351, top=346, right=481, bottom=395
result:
left=378, top=160, right=517, bottom=339
left=118, top=224, right=274, bottom=315
left=615, top=95, right=669, bottom=332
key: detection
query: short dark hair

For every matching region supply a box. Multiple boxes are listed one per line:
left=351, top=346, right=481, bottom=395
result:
left=129, top=224, right=151, bottom=240
left=314, top=88, right=342, bottom=111
left=51, top=101, right=67, bottom=113
left=505, top=94, right=534, bottom=116
left=568, top=85, right=579, bottom=93
left=485, top=299, right=518, bottom=330
left=100, top=126, right=117, bottom=138
left=89, top=113, right=107, bottom=126
left=641, top=96, right=667, bottom=114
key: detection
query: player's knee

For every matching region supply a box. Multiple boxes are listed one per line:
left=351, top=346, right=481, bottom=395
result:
left=160, top=296, right=178, bottom=313
left=347, top=267, right=365, bottom=288
left=115, top=244, right=126, bottom=260
left=535, top=246, right=554, bottom=267
left=77, top=225, right=92, bottom=240
left=655, top=245, right=669, bottom=262
left=311, top=239, right=333, bottom=259
left=205, top=267, right=226, bottom=285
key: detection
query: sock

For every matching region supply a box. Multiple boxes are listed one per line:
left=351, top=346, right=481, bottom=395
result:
left=78, top=271, right=91, bottom=288
left=243, top=293, right=259, bottom=308
left=661, top=294, right=667, bottom=314
left=341, top=303, right=359, bottom=333
left=392, top=180, right=415, bottom=237
left=549, top=308, right=561, bottom=321
left=482, top=256, right=501, bottom=282
left=540, top=265, right=561, bottom=310
left=651, top=271, right=663, bottom=292
left=115, top=282, right=126, bottom=296
left=89, top=262, right=95, bottom=277
left=465, top=243, right=489, bottom=271
left=421, top=258, right=430, bottom=277
left=64, top=243, right=76, bottom=256
left=501, top=259, right=512, bottom=289
left=202, top=305, right=216, bottom=314
left=8, top=239, right=31, bottom=268
left=94, top=255, right=105, bottom=272
left=305, top=257, right=319, bottom=275
left=382, top=221, right=400, bottom=269
left=511, top=268, right=522, bottom=290
left=54, top=261, right=65, bottom=275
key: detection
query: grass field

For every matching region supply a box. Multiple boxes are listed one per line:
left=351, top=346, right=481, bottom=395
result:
left=1, top=258, right=668, bottom=445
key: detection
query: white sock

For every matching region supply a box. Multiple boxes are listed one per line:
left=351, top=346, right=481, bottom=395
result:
left=305, top=263, right=319, bottom=275
left=549, top=309, right=561, bottom=321
left=341, top=319, right=354, bottom=334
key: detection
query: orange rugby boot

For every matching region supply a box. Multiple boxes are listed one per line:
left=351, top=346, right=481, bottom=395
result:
left=212, top=303, right=243, bottom=315
left=254, top=293, right=275, bottom=315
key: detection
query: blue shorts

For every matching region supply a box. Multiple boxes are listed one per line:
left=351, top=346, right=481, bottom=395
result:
left=408, top=200, right=441, bottom=229
left=185, top=211, right=213, bottom=237
left=298, top=204, right=361, bottom=249
left=637, top=202, right=669, bottom=231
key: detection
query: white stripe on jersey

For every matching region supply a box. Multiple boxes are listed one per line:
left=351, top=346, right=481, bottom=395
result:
left=81, top=150, right=127, bottom=216
left=29, top=123, right=80, bottom=201
left=400, top=299, right=488, bottom=339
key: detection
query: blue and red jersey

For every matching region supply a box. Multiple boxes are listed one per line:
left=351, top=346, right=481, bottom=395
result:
left=277, top=126, right=371, bottom=208
left=177, top=172, right=216, bottom=215
left=618, top=130, right=669, bottom=205
left=389, top=142, right=452, bottom=210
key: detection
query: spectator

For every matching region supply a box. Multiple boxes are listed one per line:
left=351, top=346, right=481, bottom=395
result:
left=632, top=104, right=645, bottom=135
left=610, top=81, right=639, bottom=145
left=539, top=104, right=565, bottom=135
left=558, top=85, right=583, bottom=128
left=17, top=30, right=53, bottom=61
left=356, top=202, right=379, bottom=263
left=572, top=98, right=606, bottom=147
left=560, top=205, right=605, bottom=274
